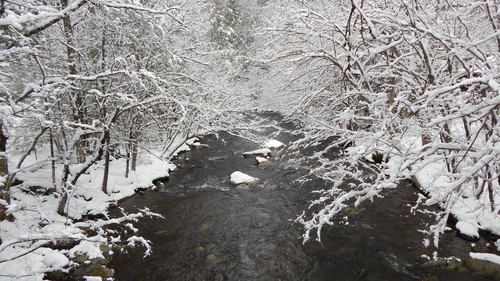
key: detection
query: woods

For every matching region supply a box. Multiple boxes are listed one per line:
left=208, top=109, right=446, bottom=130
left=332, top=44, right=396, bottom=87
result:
left=0, top=0, right=499, bottom=280
left=0, top=0, right=257, bottom=278
left=263, top=0, right=499, bottom=247
left=0, top=0, right=248, bottom=207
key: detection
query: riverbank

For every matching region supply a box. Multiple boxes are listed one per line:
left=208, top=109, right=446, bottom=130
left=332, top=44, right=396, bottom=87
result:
left=0, top=137, right=202, bottom=280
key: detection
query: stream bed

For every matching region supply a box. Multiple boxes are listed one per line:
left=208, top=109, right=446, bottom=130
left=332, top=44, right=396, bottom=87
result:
left=110, top=115, right=491, bottom=281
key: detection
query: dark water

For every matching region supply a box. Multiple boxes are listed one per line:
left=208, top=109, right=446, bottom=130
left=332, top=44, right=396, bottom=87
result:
left=111, top=115, right=489, bottom=281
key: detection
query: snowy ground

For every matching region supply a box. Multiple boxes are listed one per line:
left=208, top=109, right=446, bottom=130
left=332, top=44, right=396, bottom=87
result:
left=0, top=137, right=200, bottom=281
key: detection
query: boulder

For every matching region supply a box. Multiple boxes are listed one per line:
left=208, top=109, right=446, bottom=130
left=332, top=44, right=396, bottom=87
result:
left=204, top=254, right=218, bottom=265
left=230, top=171, right=261, bottom=185
left=192, top=143, right=210, bottom=149
left=264, top=139, right=286, bottom=149
left=256, top=156, right=273, bottom=167
left=88, top=266, right=115, bottom=279
left=464, top=256, right=500, bottom=280
left=243, top=148, right=271, bottom=158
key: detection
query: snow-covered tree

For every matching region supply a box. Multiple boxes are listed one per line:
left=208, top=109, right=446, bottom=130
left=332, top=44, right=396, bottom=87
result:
left=263, top=0, right=499, bottom=248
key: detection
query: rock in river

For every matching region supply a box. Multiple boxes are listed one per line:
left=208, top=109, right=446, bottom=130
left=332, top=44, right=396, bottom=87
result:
left=264, top=139, right=286, bottom=149
left=230, top=171, right=261, bottom=185
left=256, top=156, right=273, bottom=167
left=243, top=148, right=271, bottom=158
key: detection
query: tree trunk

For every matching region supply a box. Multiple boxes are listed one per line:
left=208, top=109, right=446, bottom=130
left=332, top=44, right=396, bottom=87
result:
left=57, top=191, right=69, bottom=216
left=0, top=0, right=5, bottom=18
left=0, top=121, right=8, bottom=180
left=61, top=0, right=86, bottom=164
left=0, top=120, right=12, bottom=221
left=102, top=132, right=110, bottom=194
left=131, top=141, right=138, bottom=172
left=125, top=151, right=130, bottom=178
left=50, top=130, right=56, bottom=188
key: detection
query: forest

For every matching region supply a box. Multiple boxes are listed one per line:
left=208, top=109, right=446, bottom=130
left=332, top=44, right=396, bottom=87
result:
left=0, top=0, right=499, bottom=280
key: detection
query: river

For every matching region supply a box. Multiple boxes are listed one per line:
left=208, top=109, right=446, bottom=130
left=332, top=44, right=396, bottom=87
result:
left=110, top=113, right=488, bottom=281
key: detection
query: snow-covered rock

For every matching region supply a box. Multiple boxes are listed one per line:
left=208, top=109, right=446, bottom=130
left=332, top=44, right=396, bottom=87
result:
left=69, top=241, right=105, bottom=259
left=456, top=221, right=480, bottom=240
left=243, top=148, right=271, bottom=158
left=256, top=156, right=273, bottom=167
left=192, top=142, right=209, bottom=148
left=230, top=171, right=261, bottom=185
left=264, top=139, right=285, bottom=149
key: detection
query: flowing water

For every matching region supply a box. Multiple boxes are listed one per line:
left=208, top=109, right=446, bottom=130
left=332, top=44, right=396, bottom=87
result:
left=110, top=113, right=489, bottom=281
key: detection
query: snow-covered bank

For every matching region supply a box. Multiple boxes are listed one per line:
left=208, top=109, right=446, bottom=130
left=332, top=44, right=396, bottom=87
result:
left=0, top=138, right=200, bottom=280
left=413, top=158, right=500, bottom=241
left=343, top=129, right=500, bottom=246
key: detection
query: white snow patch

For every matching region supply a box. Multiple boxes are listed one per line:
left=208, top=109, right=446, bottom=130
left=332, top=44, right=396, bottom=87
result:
left=41, top=249, right=69, bottom=269
left=84, top=277, right=103, bottom=281
left=0, top=247, right=69, bottom=281
left=243, top=148, right=271, bottom=157
left=69, top=241, right=105, bottom=259
left=230, top=171, right=260, bottom=185
left=167, top=137, right=199, bottom=158
left=412, top=150, right=500, bottom=240
left=456, top=221, right=479, bottom=239
left=469, top=252, right=500, bottom=265
left=264, top=139, right=285, bottom=149
left=256, top=156, right=269, bottom=164
left=185, top=137, right=199, bottom=146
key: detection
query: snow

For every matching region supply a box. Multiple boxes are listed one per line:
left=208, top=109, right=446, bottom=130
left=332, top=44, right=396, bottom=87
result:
left=41, top=249, right=69, bottom=269
left=456, top=221, right=479, bottom=239
left=0, top=15, right=23, bottom=29
left=69, top=241, right=105, bottom=259
left=0, top=247, right=69, bottom=280
left=256, top=156, right=268, bottom=164
left=84, top=277, right=102, bottom=281
left=469, top=252, right=500, bottom=266
left=264, top=139, right=285, bottom=149
left=243, top=148, right=271, bottom=157
left=415, top=157, right=500, bottom=239
left=230, top=171, right=260, bottom=185
left=0, top=137, right=194, bottom=280
left=165, top=137, right=199, bottom=158
left=344, top=131, right=500, bottom=248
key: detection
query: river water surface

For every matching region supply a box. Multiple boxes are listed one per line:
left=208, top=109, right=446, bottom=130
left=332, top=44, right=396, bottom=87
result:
left=110, top=114, right=489, bottom=281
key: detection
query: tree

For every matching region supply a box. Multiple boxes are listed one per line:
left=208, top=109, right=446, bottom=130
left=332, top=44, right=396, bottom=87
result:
left=263, top=0, right=499, bottom=248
